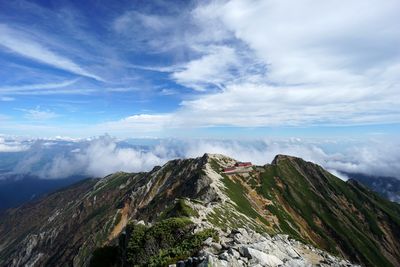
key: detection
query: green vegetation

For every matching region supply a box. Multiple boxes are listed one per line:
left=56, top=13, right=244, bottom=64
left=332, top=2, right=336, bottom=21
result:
left=92, top=172, right=131, bottom=196
left=126, top=218, right=218, bottom=266
left=266, top=204, right=303, bottom=241
left=159, top=199, right=199, bottom=220
left=208, top=156, right=400, bottom=266
left=208, top=158, right=270, bottom=231
left=209, top=158, right=221, bottom=173
left=257, top=157, right=398, bottom=267
left=206, top=204, right=267, bottom=233
left=220, top=173, right=269, bottom=226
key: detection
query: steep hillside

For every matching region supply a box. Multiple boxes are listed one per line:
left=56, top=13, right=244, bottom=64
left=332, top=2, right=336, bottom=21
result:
left=346, top=172, right=400, bottom=203
left=223, top=154, right=400, bottom=267
left=0, top=154, right=399, bottom=267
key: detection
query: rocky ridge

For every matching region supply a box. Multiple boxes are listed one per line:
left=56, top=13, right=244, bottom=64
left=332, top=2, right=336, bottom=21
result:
left=0, top=153, right=399, bottom=267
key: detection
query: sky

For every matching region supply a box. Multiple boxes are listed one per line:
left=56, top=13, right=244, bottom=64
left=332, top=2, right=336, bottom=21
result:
left=0, top=0, right=399, bottom=139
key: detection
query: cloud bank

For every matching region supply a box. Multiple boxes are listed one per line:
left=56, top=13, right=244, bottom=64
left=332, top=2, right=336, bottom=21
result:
left=2, top=136, right=399, bottom=180
left=0, top=136, right=30, bottom=152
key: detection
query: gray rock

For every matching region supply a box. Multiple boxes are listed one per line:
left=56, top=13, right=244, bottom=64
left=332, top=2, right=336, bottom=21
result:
left=285, top=246, right=300, bottom=259
left=219, top=252, right=229, bottom=261
left=203, top=237, right=213, bottom=246
left=211, top=242, right=222, bottom=251
left=245, top=247, right=283, bottom=266
left=283, top=259, right=311, bottom=267
left=250, top=241, right=270, bottom=252
left=228, top=247, right=241, bottom=258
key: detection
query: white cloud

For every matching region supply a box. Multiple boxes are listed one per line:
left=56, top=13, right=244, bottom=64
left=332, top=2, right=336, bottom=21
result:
left=172, top=46, right=240, bottom=91
left=16, top=106, right=59, bottom=120
left=113, top=11, right=189, bottom=52
left=0, top=24, right=103, bottom=81
left=322, top=141, right=400, bottom=179
left=5, top=136, right=399, bottom=180
left=0, top=136, right=30, bottom=152
left=32, top=136, right=172, bottom=178
left=0, top=79, right=78, bottom=92
left=180, top=138, right=400, bottom=179
left=132, top=0, right=400, bottom=128
left=97, top=114, right=174, bottom=134
left=0, top=79, right=86, bottom=96
left=159, top=88, right=178, bottom=96
left=216, top=0, right=400, bottom=85
left=327, top=169, right=350, bottom=181
left=112, top=5, right=231, bottom=54
left=177, top=82, right=400, bottom=127
left=1, top=0, right=399, bottom=136
left=102, top=0, right=400, bottom=129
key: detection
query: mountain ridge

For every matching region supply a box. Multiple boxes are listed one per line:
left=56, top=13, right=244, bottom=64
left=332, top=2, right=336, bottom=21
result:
left=0, top=153, right=399, bottom=267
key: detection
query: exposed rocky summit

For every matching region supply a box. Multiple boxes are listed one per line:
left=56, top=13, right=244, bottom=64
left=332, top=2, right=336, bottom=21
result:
left=0, top=153, right=399, bottom=267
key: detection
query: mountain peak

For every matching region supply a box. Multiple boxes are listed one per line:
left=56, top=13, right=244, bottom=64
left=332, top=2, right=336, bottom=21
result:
left=271, top=154, right=302, bottom=164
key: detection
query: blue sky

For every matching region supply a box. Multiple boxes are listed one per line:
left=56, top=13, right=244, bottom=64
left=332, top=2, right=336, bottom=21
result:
left=0, top=0, right=399, bottom=139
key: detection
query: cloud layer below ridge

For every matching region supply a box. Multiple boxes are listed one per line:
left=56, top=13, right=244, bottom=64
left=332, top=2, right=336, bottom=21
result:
left=1, top=136, right=399, bottom=180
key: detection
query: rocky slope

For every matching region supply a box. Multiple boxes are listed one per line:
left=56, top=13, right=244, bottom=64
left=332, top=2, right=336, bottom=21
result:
left=0, top=154, right=399, bottom=267
left=188, top=228, right=358, bottom=267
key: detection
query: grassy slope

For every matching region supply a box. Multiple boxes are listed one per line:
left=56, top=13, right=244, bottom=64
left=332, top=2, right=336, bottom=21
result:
left=257, top=157, right=400, bottom=267
left=208, top=156, right=400, bottom=267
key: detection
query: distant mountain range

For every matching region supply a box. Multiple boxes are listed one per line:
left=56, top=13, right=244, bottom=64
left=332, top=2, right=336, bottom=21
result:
left=345, top=172, right=400, bottom=203
left=0, top=174, right=85, bottom=212
left=1, top=154, right=399, bottom=267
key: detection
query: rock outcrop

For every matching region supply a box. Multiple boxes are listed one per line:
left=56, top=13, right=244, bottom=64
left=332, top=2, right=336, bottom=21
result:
left=194, top=228, right=358, bottom=267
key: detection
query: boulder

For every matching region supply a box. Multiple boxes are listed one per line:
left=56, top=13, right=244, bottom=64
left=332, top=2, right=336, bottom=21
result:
left=244, top=247, right=284, bottom=266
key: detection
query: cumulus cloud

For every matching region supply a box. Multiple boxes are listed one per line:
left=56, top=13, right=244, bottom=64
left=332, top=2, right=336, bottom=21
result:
left=1, top=0, right=399, bottom=136
left=3, top=136, right=399, bottom=180
left=12, top=136, right=174, bottom=178
left=322, top=141, right=400, bottom=179
left=97, top=0, right=400, bottom=133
